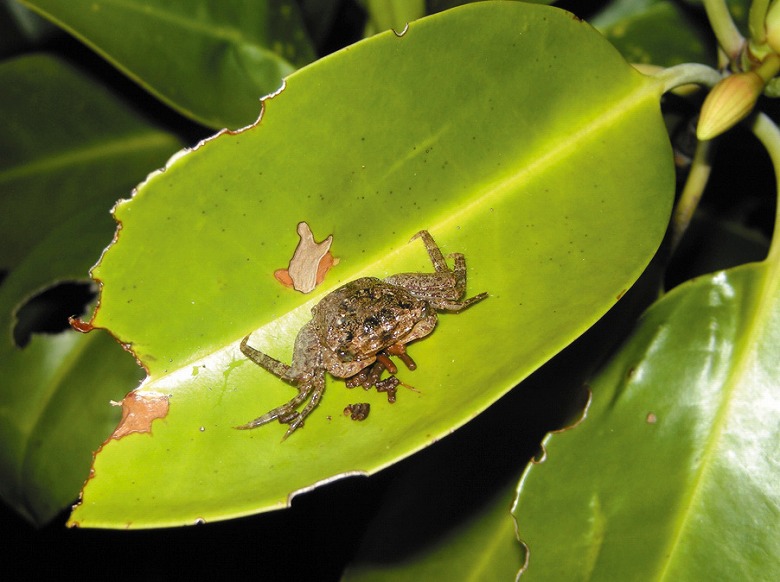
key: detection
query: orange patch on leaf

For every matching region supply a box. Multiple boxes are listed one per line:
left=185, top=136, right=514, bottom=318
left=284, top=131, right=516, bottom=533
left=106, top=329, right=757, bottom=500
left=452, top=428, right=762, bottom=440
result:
left=111, top=392, right=169, bottom=439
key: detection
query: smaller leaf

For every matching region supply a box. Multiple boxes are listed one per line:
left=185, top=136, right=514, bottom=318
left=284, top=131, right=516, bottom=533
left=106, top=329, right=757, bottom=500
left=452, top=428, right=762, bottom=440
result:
left=0, top=205, right=146, bottom=525
left=514, top=260, right=780, bottom=580
left=344, top=475, right=523, bottom=581
left=0, top=53, right=178, bottom=525
left=0, top=54, right=184, bottom=270
left=20, top=0, right=317, bottom=128
left=593, top=0, right=713, bottom=67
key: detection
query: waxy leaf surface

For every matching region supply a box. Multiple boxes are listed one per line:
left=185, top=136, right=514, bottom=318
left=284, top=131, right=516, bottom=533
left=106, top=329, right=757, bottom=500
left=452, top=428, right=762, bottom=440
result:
left=19, top=0, right=315, bottom=129
left=514, top=257, right=780, bottom=579
left=70, top=3, right=674, bottom=528
left=0, top=55, right=171, bottom=524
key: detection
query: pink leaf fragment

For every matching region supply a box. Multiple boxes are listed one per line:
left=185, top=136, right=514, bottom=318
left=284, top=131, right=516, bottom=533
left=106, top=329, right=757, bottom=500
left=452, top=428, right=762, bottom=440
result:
left=274, top=221, right=338, bottom=293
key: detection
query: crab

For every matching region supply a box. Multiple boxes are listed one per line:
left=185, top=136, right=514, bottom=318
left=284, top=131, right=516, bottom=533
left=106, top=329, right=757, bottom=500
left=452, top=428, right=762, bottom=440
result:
left=237, top=230, right=487, bottom=439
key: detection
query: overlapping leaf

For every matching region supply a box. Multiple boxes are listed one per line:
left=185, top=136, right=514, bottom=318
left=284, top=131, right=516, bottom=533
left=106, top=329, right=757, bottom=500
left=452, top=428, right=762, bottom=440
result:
left=0, top=54, right=177, bottom=524
left=514, top=258, right=780, bottom=579
left=592, top=0, right=713, bottom=66
left=344, top=473, right=523, bottom=581
left=69, top=3, right=675, bottom=528
left=19, top=0, right=316, bottom=129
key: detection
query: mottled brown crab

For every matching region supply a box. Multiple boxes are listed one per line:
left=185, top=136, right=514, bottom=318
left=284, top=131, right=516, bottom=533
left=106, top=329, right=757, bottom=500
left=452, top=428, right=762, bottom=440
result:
left=237, top=230, right=487, bottom=439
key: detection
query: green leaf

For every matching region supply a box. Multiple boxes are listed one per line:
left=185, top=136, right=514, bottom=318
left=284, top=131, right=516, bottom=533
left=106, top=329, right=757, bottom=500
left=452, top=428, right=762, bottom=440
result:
left=19, top=0, right=316, bottom=129
left=344, top=473, right=523, bottom=581
left=0, top=198, right=145, bottom=528
left=0, top=54, right=179, bottom=525
left=592, top=0, right=713, bottom=67
left=0, top=0, right=59, bottom=57
left=0, top=319, right=144, bottom=526
left=513, top=258, right=780, bottom=579
left=0, top=54, right=184, bottom=270
left=69, top=2, right=674, bottom=528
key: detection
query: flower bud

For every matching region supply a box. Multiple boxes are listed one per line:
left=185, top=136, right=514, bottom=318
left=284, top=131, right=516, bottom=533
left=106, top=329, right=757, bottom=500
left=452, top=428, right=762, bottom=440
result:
left=697, top=72, right=765, bottom=140
left=766, top=0, right=780, bottom=54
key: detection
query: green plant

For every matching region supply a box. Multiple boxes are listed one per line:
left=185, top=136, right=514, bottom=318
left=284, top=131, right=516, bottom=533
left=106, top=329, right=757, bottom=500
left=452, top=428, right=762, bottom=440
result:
left=1, top=0, right=777, bottom=579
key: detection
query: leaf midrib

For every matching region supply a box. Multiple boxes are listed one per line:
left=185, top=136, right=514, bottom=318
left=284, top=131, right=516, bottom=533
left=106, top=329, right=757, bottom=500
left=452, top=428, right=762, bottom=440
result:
left=0, top=130, right=180, bottom=183
left=136, top=74, right=666, bottom=384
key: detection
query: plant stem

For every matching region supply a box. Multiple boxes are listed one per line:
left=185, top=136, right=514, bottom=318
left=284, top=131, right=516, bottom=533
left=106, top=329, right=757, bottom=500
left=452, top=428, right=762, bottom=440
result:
left=670, top=140, right=715, bottom=253
left=703, top=0, right=745, bottom=61
left=656, top=64, right=721, bottom=252
left=655, top=63, right=722, bottom=94
left=750, top=113, right=780, bottom=261
left=750, top=0, right=772, bottom=44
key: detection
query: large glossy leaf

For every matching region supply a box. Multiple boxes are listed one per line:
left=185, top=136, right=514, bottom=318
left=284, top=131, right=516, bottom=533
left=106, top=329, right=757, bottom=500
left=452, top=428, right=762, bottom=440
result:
left=0, top=54, right=178, bottom=524
left=513, top=256, right=780, bottom=578
left=19, top=0, right=316, bottom=129
left=69, top=2, right=674, bottom=528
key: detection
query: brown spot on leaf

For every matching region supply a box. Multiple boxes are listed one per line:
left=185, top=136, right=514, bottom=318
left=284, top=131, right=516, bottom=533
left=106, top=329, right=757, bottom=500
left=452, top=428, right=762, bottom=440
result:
left=111, top=391, right=169, bottom=439
left=344, top=402, right=370, bottom=421
left=69, top=316, right=94, bottom=333
left=274, top=221, right=338, bottom=293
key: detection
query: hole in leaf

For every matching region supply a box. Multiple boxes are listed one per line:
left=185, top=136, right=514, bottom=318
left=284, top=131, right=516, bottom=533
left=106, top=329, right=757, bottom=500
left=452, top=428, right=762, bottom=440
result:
left=13, top=281, right=96, bottom=348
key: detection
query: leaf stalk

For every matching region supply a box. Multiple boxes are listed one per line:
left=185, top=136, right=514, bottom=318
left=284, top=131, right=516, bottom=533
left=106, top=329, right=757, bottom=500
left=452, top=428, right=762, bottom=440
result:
left=750, top=113, right=780, bottom=261
left=703, top=0, right=745, bottom=61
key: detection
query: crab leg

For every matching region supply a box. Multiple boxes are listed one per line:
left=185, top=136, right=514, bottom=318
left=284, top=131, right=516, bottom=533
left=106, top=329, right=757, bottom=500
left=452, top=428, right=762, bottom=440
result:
left=234, top=382, right=313, bottom=430
left=411, top=230, right=449, bottom=273
left=240, top=335, right=292, bottom=379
